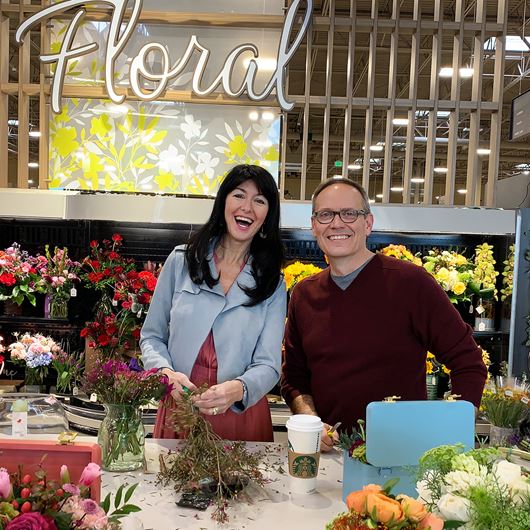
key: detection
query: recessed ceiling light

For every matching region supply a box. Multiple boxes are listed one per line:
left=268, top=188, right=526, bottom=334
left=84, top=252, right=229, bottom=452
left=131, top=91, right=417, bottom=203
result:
left=390, top=186, right=404, bottom=192
left=477, top=148, right=491, bottom=155
left=434, top=167, right=448, bottom=173
left=411, top=177, right=425, bottom=183
left=439, top=67, right=453, bottom=77
left=28, top=162, right=39, bottom=168
left=457, top=189, right=467, bottom=194
left=347, top=163, right=362, bottom=170
left=392, top=118, right=409, bottom=126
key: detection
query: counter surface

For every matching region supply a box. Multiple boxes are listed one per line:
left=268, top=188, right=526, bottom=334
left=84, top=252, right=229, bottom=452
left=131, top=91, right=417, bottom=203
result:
left=106, top=439, right=345, bottom=530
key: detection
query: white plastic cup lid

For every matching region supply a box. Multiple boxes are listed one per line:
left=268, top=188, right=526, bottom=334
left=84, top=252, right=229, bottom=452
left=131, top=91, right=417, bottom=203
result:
left=286, top=414, right=323, bottom=432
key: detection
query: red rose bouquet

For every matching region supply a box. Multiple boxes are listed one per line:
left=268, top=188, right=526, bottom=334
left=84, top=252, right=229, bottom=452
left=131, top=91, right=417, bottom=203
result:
left=0, top=243, right=46, bottom=307
left=0, top=462, right=139, bottom=529
left=80, top=234, right=135, bottom=314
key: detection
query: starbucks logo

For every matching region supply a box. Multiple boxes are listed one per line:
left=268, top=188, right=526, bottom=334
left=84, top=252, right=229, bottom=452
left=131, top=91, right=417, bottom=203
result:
left=292, top=455, right=318, bottom=478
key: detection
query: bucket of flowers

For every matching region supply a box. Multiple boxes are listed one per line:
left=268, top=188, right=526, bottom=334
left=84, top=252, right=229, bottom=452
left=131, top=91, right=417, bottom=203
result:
left=415, top=444, right=530, bottom=530
left=0, top=462, right=139, bottom=529
left=379, top=244, right=422, bottom=266
left=7, top=333, right=64, bottom=391
left=40, top=245, right=81, bottom=319
left=283, top=261, right=323, bottom=292
left=0, top=242, right=46, bottom=314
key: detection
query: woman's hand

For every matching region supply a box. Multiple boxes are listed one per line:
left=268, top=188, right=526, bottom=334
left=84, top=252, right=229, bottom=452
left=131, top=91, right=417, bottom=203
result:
left=160, top=368, right=197, bottom=399
left=193, top=380, right=244, bottom=416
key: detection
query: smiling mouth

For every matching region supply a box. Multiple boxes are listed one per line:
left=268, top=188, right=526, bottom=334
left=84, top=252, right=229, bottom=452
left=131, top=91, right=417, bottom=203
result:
left=327, top=234, right=351, bottom=240
left=235, top=216, right=254, bottom=228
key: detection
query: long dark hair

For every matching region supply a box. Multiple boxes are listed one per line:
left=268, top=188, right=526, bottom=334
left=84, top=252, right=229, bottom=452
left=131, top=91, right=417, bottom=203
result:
left=185, top=164, right=284, bottom=306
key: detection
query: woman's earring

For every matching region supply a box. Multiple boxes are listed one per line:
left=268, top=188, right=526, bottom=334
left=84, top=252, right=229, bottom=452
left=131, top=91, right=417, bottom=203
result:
left=259, top=226, right=267, bottom=239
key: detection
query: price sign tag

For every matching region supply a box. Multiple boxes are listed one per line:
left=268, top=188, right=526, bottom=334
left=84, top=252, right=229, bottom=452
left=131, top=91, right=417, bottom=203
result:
left=70, top=287, right=77, bottom=297
left=90, top=393, right=98, bottom=402
left=475, top=305, right=485, bottom=315
left=504, top=389, right=514, bottom=397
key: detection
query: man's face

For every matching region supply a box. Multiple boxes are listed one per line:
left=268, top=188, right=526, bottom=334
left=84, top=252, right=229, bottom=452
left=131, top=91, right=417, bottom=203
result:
left=311, top=184, right=374, bottom=260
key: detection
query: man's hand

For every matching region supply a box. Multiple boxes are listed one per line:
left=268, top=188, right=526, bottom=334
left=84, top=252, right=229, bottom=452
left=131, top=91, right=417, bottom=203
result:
left=320, top=423, right=339, bottom=452
left=160, top=368, right=197, bottom=399
left=193, top=380, right=244, bottom=416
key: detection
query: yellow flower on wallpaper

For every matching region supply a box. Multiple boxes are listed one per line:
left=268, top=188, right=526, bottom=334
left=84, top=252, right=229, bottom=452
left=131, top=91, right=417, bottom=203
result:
left=227, top=135, right=248, bottom=158
left=154, top=171, right=179, bottom=192
left=51, top=127, right=79, bottom=158
left=90, top=115, right=112, bottom=138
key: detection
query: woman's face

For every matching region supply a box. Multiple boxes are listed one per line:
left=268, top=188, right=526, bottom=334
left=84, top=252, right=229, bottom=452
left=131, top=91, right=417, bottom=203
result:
left=224, top=179, right=269, bottom=244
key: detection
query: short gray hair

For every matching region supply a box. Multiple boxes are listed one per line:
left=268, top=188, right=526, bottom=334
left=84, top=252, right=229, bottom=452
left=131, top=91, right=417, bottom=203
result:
left=311, top=177, right=371, bottom=213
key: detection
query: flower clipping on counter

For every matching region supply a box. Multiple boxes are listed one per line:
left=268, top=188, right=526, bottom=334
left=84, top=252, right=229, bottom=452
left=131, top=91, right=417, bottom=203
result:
left=327, top=480, right=444, bottom=530
left=0, top=462, right=139, bottom=529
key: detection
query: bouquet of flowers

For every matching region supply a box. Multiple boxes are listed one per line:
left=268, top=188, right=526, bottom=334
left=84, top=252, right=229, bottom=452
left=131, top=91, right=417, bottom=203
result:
left=422, top=249, right=476, bottom=303
left=0, top=462, right=139, bottom=529
left=327, top=481, right=443, bottom=530
left=283, top=261, right=323, bottom=291
left=8, top=333, right=63, bottom=387
left=416, top=444, right=530, bottom=530
left=481, top=376, right=530, bottom=430
left=338, top=419, right=367, bottom=464
left=0, top=243, right=46, bottom=307
left=379, top=244, right=422, bottom=266
left=501, top=244, right=515, bottom=301
left=40, top=245, right=81, bottom=318
left=52, top=349, right=84, bottom=394
left=80, top=234, right=135, bottom=314
left=113, top=268, right=159, bottom=320
left=473, top=243, right=499, bottom=300
left=83, top=359, right=172, bottom=470
left=81, top=311, right=141, bottom=361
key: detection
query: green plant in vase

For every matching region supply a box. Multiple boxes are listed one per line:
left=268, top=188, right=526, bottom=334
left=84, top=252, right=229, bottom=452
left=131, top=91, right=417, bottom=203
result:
left=83, top=358, right=172, bottom=471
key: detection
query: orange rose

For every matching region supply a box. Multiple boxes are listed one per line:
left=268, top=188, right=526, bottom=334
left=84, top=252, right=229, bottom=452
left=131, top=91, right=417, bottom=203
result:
left=346, top=484, right=383, bottom=515
left=397, top=494, right=428, bottom=523
left=365, top=493, right=404, bottom=524
left=418, top=512, right=444, bottom=530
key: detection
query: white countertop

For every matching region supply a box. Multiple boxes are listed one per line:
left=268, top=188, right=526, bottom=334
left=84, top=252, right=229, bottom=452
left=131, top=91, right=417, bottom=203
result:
left=0, top=434, right=346, bottom=529
left=110, top=440, right=346, bottom=530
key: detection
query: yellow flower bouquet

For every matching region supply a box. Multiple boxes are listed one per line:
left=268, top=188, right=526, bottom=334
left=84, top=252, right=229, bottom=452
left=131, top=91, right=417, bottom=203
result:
left=379, top=244, right=422, bottom=266
left=473, top=243, right=499, bottom=301
left=283, top=261, right=323, bottom=291
left=422, top=249, right=477, bottom=303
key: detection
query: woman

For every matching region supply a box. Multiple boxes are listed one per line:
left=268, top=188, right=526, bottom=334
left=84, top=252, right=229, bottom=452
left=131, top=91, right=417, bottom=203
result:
left=140, top=164, right=286, bottom=441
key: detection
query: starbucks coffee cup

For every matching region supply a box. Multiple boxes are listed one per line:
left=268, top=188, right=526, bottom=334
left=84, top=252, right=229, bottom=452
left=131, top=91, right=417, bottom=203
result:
left=286, top=414, right=323, bottom=494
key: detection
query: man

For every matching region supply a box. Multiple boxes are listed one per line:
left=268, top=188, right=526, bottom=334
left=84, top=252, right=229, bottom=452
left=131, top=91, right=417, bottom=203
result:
left=281, top=178, right=487, bottom=451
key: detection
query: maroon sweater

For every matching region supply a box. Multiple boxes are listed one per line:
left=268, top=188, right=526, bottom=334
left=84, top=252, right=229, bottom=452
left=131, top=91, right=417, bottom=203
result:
left=281, top=254, right=487, bottom=432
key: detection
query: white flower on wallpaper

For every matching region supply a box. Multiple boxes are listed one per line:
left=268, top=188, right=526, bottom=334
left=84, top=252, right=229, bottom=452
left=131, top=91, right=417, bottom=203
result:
left=195, top=152, right=220, bottom=179
left=158, top=145, right=186, bottom=175
left=180, top=115, right=202, bottom=140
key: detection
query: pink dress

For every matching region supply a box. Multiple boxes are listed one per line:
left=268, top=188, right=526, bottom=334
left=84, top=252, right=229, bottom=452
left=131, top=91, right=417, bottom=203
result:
left=153, top=332, right=273, bottom=441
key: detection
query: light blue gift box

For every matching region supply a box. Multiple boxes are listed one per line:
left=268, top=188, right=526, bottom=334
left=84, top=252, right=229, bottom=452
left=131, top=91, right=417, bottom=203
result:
left=342, top=399, right=475, bottom=500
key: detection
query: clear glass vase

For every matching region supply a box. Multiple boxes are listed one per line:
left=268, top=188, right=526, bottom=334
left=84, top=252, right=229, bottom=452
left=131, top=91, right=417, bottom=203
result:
left=98, top=404, right=145, bottom=472
left=49, top=294, right=69, bottom=319
left=489, top=425, right=517, bottom=447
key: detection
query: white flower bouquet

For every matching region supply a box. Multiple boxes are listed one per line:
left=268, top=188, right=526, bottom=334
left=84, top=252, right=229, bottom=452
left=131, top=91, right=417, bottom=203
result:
left=416, top=444, right=530, bottom=529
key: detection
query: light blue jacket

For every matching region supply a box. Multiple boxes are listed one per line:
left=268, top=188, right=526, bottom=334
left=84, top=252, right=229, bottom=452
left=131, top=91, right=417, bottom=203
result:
left=140, top=245, right=286, bottom=410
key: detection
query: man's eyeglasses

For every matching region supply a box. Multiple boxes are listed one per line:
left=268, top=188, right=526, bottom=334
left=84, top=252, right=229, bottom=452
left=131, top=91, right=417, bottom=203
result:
left=312, top=208, right=368, bottom=224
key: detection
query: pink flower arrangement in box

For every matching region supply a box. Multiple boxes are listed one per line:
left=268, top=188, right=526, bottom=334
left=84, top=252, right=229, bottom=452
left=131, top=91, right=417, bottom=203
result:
left=0, top=462, right=139, bottom=529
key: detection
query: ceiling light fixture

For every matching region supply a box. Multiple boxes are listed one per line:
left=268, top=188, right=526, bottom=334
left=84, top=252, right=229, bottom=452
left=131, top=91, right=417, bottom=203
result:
left=411, top=177, right=425, bottom=183
left=392, top=118, right=409, bottom=126
left=477, top=148, right=491, bottom=155
left=434, top=167, right=448, bottom=173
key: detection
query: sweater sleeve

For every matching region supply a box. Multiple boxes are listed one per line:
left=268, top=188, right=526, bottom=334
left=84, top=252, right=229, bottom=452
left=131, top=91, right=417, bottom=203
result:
left=140, top=249, right=180, bottom=370
left=411, top=267, right=487, bottom=407
left=281, top=283, right=313, bottom=406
